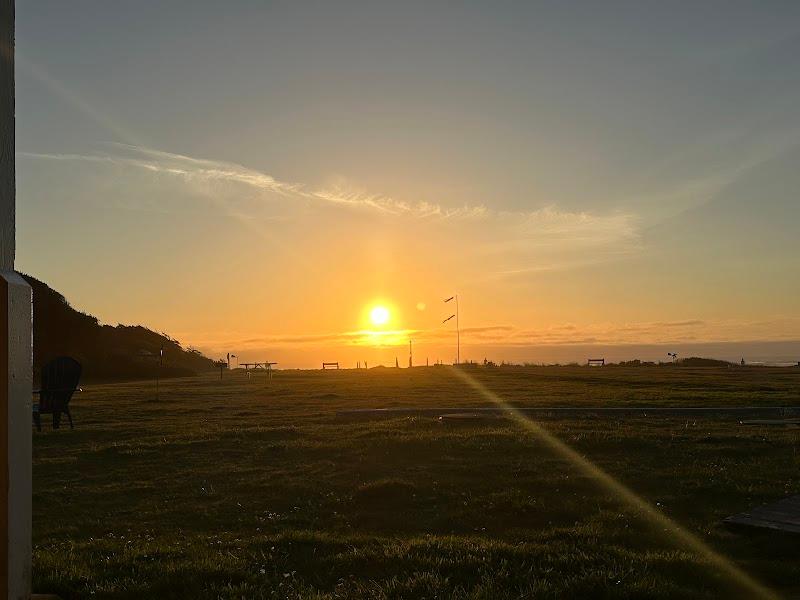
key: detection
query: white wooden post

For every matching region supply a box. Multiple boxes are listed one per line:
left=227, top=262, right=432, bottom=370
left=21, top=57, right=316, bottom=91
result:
left=1, top=1, right=33, bottom=598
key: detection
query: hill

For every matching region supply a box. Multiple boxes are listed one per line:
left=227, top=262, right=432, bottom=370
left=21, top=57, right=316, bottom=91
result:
left=21, top=273, right=216, bottom=382
left=678, top=356, right=733, bottom=368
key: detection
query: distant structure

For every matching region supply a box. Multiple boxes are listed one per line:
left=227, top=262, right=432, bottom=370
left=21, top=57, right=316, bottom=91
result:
left=587, top=358, right=605, bottom=367
left=214, top=359, right=228, bottom=380
left=741, top=357, right=746, bottom=366
left=409, top=340, right=413, bottom=368
left=240, top=361, right=277, bottom=381
left=395, top=357, right=399, bottom=368
left=668, top=352, right=678, bottom=363
left=322, top=362, right=339, bottom=370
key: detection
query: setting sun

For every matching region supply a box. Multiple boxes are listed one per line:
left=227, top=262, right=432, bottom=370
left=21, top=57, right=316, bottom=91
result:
left=369, top=306, right=390, bottom=326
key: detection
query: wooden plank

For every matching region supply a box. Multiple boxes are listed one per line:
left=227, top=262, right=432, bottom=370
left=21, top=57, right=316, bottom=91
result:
left=740, top=419, right=800, bottom=426
left=725, top=495, right=800, bottom=534
left=339, top=406, right=800, bottom=418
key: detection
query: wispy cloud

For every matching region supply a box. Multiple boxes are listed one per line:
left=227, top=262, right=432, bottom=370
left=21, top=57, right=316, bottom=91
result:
left=20, top=143, right=642, bottom=284
left=509, top=318, right=800, bottom=346
left=20, top=143, right=637, bottom=230
left=20, top=144, right=488, bottom=218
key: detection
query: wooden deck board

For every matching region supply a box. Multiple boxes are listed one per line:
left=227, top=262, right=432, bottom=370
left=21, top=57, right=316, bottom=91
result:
left=725, top=495, right=800, bottom=534
left=339, top=406, right=800, bottom=418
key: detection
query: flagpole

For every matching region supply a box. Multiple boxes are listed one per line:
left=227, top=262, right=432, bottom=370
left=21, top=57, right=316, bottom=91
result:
left=456, top=294, right=460, bottom=365
left=443, top=294, right=460, bottom=366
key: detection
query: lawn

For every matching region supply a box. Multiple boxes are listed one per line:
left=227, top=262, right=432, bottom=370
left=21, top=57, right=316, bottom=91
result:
left=32, top=365, right=800, bottom=598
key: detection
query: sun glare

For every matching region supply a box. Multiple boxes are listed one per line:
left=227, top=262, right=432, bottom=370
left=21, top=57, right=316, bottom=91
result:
left=370, top=305, right=390, bottom=326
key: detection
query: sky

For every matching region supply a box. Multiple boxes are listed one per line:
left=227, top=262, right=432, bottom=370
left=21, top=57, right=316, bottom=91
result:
left=14, top=1, right=800, bottom=367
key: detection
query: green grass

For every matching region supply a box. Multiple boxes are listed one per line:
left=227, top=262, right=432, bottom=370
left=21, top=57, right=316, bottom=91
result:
left=33, top=366, right=800, bottom=598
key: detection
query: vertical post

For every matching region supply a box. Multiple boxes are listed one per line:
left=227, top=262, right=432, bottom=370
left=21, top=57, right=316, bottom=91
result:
left=155, top=346, right=161, bottom=401
left=455, top=295, right=460, bottom=365
left=1, top=2, right=33, bottom=598
left=443, top=294, right=460, bottom=365
left=0, top=1, right=12, bottom=271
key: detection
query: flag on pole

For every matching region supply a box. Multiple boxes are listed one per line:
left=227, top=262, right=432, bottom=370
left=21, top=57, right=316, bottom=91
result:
left=444, top=296, right=454, bottom=303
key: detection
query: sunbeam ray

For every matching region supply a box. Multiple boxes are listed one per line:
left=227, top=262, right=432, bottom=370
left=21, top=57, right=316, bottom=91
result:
left=447, top=366, right=778, bottom=600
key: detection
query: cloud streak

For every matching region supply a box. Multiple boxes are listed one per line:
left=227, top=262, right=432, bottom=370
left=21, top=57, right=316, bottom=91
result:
left=20, top=145, right=483, bottom=218
left=19, top=144, right=638, bottom=241
left=183, top=317, right=800, bottom=355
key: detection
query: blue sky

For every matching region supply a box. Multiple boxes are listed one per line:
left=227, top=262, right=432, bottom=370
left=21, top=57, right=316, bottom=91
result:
left=13, top=1, right=800, bottom=365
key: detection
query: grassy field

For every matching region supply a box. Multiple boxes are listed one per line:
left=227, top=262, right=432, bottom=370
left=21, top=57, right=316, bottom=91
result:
left=32, top=365, right=800, bottom=599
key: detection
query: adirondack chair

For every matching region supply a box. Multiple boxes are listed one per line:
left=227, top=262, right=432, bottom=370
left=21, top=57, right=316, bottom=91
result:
left=33, top=356, right=82, bottom=431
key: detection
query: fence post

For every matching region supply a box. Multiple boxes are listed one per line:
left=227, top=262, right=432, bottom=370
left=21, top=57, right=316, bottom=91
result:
left=1, top=3, right=33, bottom=597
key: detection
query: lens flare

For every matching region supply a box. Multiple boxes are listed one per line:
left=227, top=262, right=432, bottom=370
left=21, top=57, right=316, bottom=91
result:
left=447, top=367, right=777, bottom=600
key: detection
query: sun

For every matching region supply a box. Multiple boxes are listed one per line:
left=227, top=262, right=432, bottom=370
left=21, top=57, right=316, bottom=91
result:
left=370, top=305, right=390, bottom=326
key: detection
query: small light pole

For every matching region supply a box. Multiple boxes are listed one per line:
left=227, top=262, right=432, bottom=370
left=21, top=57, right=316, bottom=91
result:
left=156, top=346, right=163, bottom=400
left=443, top=294, right=460, bottom=365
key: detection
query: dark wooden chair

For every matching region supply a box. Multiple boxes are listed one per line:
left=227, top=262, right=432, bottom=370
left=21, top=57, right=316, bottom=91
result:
left=33, top=356, right=82, bottom=431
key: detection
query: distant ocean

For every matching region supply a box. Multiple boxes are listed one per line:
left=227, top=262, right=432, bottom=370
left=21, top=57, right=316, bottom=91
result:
left=485, top=341, right=800, bottom=366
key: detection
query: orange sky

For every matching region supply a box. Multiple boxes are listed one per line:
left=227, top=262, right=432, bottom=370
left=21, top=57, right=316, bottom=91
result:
left=14, top=3, right=800, bottom=367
